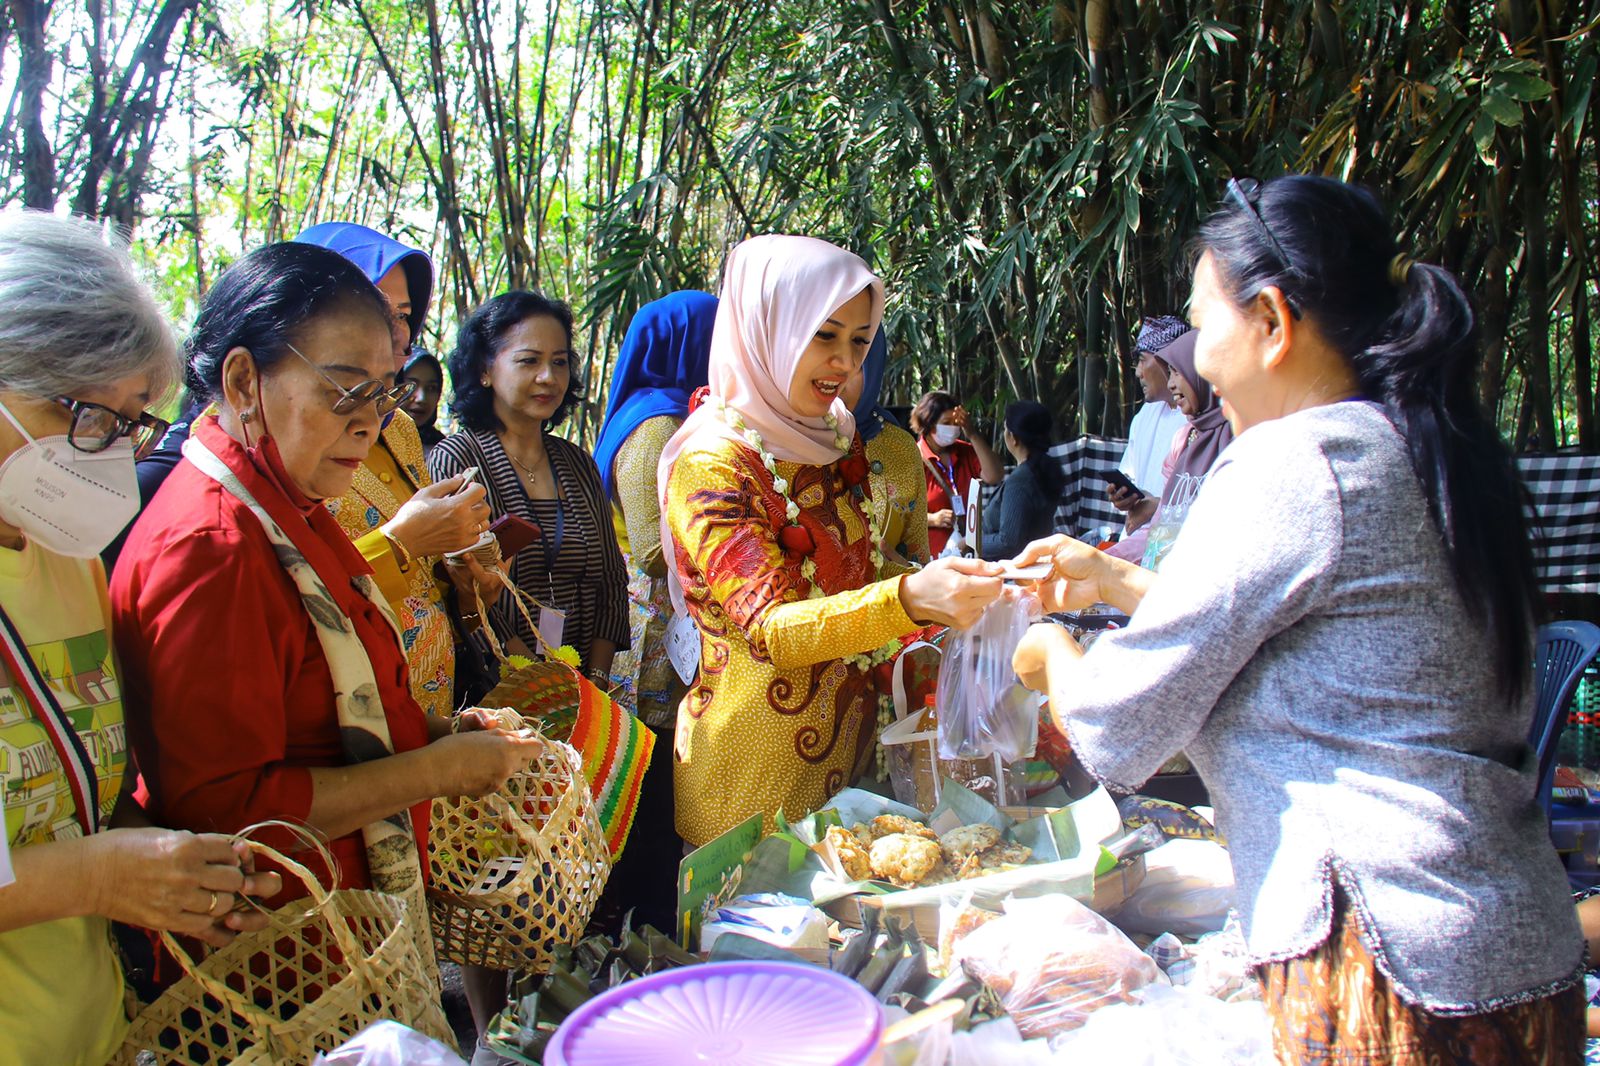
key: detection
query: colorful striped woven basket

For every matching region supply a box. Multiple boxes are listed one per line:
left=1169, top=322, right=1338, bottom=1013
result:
left=480, top=660, right=655, bottom=858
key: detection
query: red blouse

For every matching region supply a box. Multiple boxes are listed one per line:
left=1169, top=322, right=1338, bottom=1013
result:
left=918, top=438, right=982, bottom=556
left=111, top=417, right=430, bottom=898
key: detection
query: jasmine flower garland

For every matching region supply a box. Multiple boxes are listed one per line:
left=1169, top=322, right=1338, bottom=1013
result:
left=715, top=398, right=883, bottom=603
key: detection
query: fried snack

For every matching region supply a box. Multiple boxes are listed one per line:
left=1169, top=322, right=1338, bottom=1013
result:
left=869, top=833, right=942, bottom=887
left=937, top=823, right=1002, bottom=866
left=980, top=842, right=1034, bottom=869
left=850, top=822, right=875, bottom=850
left=871, top=814, right=936, bottom=841
left=825, top=825, right=874, bottom=881
left=920, top=857, right=955, bottom=887
left=955, top=853, right=986, bottom=880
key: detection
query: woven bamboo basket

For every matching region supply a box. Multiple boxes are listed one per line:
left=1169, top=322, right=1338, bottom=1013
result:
left=428, top=727, right=612, bottom=970
left=114, top=841, right=450, bottom=1065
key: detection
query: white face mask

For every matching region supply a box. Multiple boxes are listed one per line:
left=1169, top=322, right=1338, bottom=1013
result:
left=0, top=398, right=140, bottom=558
left=932, top=423, right=961, bottom=448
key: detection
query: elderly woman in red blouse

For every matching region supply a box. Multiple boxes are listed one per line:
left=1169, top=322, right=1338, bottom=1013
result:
left=111, top=242, right=543, bottom=903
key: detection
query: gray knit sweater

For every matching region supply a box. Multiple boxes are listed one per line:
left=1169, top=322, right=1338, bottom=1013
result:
left=1062, top=400, right=1582, bottom=1012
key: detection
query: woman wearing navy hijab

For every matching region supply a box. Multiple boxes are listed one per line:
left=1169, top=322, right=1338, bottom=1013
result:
left=294, top=222, right=493, bottom=721
left=842, top=330, right=929, bottom=572
left=594, top=290, right=718, bottom=726
left=591, top=290, right=716, bottom=933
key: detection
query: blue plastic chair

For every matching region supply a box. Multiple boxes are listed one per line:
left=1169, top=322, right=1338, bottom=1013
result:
left=1531, top=620, right=1600, bottom=817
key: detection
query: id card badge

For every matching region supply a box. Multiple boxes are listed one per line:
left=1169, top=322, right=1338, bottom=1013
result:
left=538, top=605, right=566, bottom=653
left=666, top=611, right=700, bottom=685
left=951, top=493, right=967, bottom=517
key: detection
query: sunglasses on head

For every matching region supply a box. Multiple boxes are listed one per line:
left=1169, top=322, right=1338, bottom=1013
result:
left=53, top=397, right=170, bottom=461
left=286, top=343, right=418, bottom=417
left=1224, top=177, right=1302, bottom=319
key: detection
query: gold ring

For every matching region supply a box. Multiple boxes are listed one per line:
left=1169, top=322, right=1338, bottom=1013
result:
left=206, top=891, right=219, bottom=916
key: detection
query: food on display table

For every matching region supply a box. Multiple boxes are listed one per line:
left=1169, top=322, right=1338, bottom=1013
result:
left=869, top=833, right=943, bottom=887
left=826, top=825, right=875, bottom=882
left=835, top=814, right=1037, bottom=888
left=873, top=813, right=938, bottom=840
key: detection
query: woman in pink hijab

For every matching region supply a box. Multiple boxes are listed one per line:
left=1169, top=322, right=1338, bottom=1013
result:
left=659, top=235, right=1003, bottom=846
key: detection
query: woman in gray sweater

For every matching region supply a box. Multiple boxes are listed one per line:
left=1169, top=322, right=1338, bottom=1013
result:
left=1013, top=176, right=1583, bottom=1063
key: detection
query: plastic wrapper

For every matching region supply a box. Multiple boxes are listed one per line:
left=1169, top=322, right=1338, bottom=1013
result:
left=951, top=893, right=1164, bottom=1038
left=1109, top=837, right=1235, bottom=937
left=880, top=1002, right=959, bottom=1066
left=312, top=1021, right=468, bottom=1066
left=947, top=1017, right=1058, bottom=1066
left=1145, top=915, right=1261, bottom=1002
left=1048, top=983, right=1275, bottom=1064
left=936, top=594, right=1041, bottom=763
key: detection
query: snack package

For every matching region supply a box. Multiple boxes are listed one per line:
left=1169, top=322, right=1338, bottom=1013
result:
left=952, top=893, right=1164, bottom=1038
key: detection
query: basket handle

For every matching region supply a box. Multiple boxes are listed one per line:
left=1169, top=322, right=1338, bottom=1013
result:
left=472, top=576, right=626, bottom=698
left=154, top=822, right=381, bottom=1057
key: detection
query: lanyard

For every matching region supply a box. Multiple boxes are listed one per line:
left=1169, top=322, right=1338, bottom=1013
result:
left=0, top=605, right=99, bottom=835
left=542, top=498, right=567, bottom=577
left=935, top=455, right=959, bottom=499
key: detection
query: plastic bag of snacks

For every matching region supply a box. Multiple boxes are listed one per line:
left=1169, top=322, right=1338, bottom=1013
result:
left=951, top=893, right=1164, bottom=1038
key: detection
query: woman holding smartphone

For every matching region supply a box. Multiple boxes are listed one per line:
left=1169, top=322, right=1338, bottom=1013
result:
left=430, top=291, right=629, bottom=684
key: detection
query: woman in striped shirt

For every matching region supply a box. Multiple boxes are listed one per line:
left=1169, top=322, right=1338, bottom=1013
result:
left=430, top=291, right=630, bottom=684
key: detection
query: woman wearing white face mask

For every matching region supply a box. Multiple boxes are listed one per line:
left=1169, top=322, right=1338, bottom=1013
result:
left=910, top=390, right=1003, bottom=556
left=0, top=211, right=283, bottom=1066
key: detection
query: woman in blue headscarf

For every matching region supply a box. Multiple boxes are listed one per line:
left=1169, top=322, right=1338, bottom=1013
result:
left=294, top=222, right=492, bottom=721
left=595, top=291, right=717, bottom=726
left=843, top=330, right=929, bottom=574
left=591, top=290, right=716, bottom=933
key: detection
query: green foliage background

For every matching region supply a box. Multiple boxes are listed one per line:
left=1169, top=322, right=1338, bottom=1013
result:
left=3, top=0, right=1595, bottom=449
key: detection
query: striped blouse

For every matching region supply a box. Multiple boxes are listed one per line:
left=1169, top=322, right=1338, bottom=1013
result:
left=428, top=429, right=630, bottom=670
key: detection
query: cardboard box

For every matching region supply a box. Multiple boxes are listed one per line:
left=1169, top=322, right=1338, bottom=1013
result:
left=675, top=813, right=763, bottom=949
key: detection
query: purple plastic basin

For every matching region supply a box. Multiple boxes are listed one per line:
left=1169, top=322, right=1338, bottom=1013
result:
left=544, top=960, right=884, bottom=1066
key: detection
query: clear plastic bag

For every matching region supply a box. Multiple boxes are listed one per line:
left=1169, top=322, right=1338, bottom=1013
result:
left=1141, top=474, right=1203, bottom=571
left=936, top=594, right=1041, bottom=762
left=1047, top=984, right=1275, bottom=1064
left=952, top=893, right=1164, bottom=1039
left=312, top=1021, right=468, bottom=1066
left=1109, top=837, right=1235, bottom=937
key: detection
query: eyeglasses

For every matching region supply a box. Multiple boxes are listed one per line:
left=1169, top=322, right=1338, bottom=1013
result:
left=53, top=397, right=170, bottom=460
left=1223, top=178, right=1302, bottom=318
left=287, top=343, right=418, bottom=417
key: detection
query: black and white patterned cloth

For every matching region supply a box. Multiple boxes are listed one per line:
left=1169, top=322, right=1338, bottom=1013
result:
left=1046, top=436, right=1129, bottom=537
left=1135, top=315, right=1193, bottom=354
left=1519, top=452, right=1600, bottom=595
left=1011, top=436, right=1598, bottom=596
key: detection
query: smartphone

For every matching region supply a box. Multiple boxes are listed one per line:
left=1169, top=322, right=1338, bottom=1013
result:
left=1100, top=469, right=1143, bottom=498
left=490, top=513, right=542, bottom=559
left=451, top=466, right=480, bottom=491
